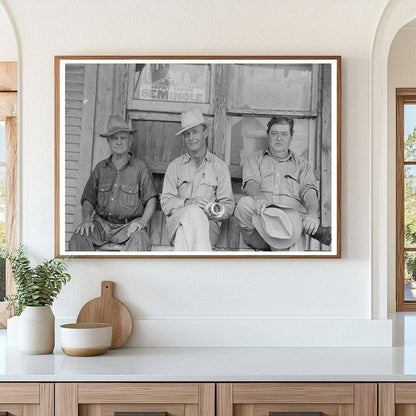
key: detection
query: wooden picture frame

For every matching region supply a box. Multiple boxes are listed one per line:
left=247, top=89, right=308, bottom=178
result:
left=55, top=56, right=341, bottom=258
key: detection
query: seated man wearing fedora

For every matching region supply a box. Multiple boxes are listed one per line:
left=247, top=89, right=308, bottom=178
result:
left=68, top=115, right=157, bottom=252
left=161, top=108, right=235, bottom=251
left=235, top=116, right=331, bottom=251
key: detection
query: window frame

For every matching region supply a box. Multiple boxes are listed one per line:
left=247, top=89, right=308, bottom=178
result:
left=0, top=62, right=17, bottom=327
left=227, top=63, right=319, bottom=117
left=396, top=88, right=416, bottom=311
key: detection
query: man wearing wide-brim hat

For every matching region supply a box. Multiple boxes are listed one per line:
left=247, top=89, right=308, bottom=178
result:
left=160, top=108, right=235, bottom=251
left=235, top=116, right=331, bottom=251
left=68, top=115, right=158, bottom=252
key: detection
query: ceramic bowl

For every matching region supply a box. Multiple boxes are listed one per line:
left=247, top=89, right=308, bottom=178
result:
left=60, top=323, right=112, bottom=356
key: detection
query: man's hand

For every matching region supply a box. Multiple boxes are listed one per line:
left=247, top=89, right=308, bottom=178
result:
left=185, top=197, right=209, bottom=209
left=127, top=221, right=145, bottom=237
left=253, top=198, right=268, bottom=215
left=302, top=214, right=320, bottom=235
left=204, top=202, right=225, bottom=221
left=75, top=219, right=95, bottom=236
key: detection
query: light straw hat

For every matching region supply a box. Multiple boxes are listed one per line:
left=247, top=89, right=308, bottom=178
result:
left=176, top=108, right=209, bottom=136
left=252, top=205, right=303, bottom=249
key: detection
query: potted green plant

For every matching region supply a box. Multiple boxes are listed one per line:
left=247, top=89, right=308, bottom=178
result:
left=2, top=245, right=71, bottom=354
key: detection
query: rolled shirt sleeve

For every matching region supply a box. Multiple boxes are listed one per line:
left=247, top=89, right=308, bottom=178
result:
left=81, top=166, right=99, bottom=208
left=137, top=160, right=158, bottom=204
left=298, top=159, right=319, bottom=203
left=214, top=158, right=235, bottom=220
left=241, top=154, right=261, bottom=190
left=161, top=160, right=186, bottom=216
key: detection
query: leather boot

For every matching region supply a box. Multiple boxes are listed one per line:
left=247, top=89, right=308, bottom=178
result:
left=311, top=225, right=331, bottom=246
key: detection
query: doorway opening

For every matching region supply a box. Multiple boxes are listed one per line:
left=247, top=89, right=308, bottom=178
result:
left=0, top=62, right=17, bottom=327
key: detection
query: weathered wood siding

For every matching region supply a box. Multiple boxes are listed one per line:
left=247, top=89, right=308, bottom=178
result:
left=321, top=64, right=332, bottom=229
left=65, top=64, right=86, bottom=244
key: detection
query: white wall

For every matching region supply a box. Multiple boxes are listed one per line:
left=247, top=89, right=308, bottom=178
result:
left=387, top=25, right=416, bottom=312
left=0, top=0, right=393, bottom=346
left=0, top=3, right=17, bottom=61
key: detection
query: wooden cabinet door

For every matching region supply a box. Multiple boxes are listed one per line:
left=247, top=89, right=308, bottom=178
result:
left=217, top=383, right=377, bottom=416
left=0, top=383, right=53, bottom=416
left=56, top=383, right=215, bottom=416
left=379, top=383, right=416, bottom=416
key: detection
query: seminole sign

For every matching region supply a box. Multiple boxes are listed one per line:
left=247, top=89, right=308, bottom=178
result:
left=135, top=64, right=210, bottom=103
left=139, top=85, right=207, bottom=103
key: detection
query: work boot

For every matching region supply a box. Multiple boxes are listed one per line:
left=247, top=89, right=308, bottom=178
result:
left=311, top=225, right=331, bottom=246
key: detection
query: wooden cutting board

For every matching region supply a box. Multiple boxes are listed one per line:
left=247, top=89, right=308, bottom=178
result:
left=76, top=281, right=133, bottom=349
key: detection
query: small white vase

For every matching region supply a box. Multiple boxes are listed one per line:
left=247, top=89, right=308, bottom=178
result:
left=19, top=305, right=55, bottom=354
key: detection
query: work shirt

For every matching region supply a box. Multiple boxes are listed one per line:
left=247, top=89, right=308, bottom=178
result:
left=161, top=150, right=235, bottom=219
left=242, top=149, right=319, bottom=213
left=81, top=155, right=157, bottom=224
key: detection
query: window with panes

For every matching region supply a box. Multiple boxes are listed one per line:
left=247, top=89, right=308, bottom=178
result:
left=396, top=89, right=416, bottom=310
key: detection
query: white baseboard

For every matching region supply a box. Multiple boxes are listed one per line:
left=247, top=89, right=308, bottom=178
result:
left=56, top=317, right=392, bottom=347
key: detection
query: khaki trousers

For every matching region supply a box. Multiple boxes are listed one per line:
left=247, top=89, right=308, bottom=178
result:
left=166, top=205, right=221, bottom=251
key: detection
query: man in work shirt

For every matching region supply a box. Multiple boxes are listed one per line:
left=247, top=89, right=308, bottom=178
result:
left=235, top=116, right=330, bottom=251
left=161, top=108, right=235, bottom=251
left=68, top=115, right=157, bottom=252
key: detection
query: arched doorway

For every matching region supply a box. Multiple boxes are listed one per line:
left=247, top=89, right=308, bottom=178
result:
left=371, top=0, right=416, bottom=319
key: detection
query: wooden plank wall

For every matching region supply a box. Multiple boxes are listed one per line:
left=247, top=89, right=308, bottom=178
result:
left=308, top=65, right=321, bottom=251
left=321, top=63, right=332, bottom=231
left=133, top=118, right=186, bottom=173
left=74, top=65, right=98, bottom=228
left=65, top=64, right=87, bottom=244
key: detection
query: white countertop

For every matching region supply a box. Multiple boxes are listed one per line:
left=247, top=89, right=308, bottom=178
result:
left=2, top=328, right=416, bottom=382
left=4, top=313, right=416, bottom=383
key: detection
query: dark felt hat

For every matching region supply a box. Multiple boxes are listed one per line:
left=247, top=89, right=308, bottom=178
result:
left=100, top=115, right=136, bottom=138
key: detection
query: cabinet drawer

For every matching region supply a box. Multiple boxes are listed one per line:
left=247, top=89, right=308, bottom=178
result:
left=0, top=383, right=39, bottom=403
left=78, top=383, right=200, bottom=404
left=56, top=383, right=215, bottom=416
left=217, top=383, right=376, bottom=416
left=0, top=383, right=53, bottom=416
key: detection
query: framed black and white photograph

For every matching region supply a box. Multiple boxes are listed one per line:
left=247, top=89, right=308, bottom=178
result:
left=55, top=56, right=341, bottom=258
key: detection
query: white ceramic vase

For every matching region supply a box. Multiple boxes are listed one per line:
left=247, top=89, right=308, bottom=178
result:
left=19, top=305, right=55, bottom=354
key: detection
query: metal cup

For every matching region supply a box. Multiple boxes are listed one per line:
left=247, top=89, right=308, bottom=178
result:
left=204, top=201, right=225, bottom=219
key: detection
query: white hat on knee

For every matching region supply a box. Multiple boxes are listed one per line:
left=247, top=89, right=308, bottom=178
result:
left=252, top=205, right=302, bottom=249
